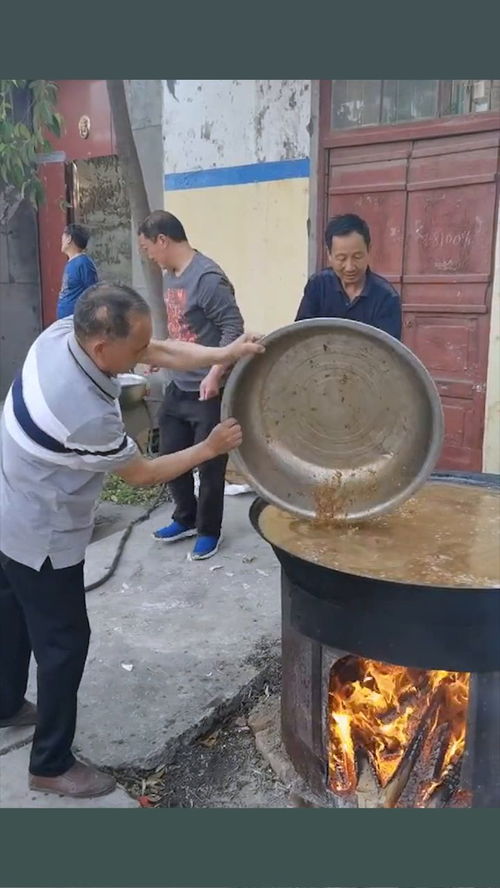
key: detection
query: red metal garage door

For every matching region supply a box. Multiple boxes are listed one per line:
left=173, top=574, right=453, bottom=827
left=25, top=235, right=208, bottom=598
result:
left=325, top=128, right=499, bottom=471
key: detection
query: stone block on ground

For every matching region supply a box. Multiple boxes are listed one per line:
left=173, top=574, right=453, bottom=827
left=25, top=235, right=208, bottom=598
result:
left=247, top=694, right=324, bottom=807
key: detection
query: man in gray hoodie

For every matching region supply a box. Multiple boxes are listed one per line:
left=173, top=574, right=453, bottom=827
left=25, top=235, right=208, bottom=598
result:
left=138, top=211, right=244, bottom=561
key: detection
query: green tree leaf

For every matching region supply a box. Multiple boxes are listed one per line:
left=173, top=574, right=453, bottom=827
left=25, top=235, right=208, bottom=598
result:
left=0, top=79, right=62, bottom=205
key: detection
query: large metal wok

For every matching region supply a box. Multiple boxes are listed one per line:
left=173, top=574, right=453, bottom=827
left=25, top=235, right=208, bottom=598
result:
left=221, top=318, right=444, bottom=522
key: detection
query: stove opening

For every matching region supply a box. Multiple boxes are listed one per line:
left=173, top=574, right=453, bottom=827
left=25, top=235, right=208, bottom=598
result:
left=327, top=655, right=470, bottom=808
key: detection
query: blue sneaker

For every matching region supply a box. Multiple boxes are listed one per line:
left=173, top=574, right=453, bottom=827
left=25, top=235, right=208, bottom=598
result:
left=188, top=534, right=223, bottom=561
left=153, top=521, right=196, bottom=542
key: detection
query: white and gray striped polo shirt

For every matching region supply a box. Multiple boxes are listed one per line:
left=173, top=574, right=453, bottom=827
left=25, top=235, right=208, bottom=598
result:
left=0, top=318, right=138, bottom=570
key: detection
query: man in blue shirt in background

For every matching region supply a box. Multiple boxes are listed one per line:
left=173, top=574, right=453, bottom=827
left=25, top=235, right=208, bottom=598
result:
left=57, top=224, right=98, bottom=319
left=295, top=213, right=402, bottom=340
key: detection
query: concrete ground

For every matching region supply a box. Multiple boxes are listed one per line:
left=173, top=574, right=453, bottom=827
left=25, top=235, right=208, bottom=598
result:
left=0, top=746, right=136, bottom=808
left=150, top=702, right=292, bottom=808
left=0, top=492, right=282, bottom=807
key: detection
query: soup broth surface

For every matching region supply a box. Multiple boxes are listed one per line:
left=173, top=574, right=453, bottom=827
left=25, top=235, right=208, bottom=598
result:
left=259, top=482, right=500, bottom=587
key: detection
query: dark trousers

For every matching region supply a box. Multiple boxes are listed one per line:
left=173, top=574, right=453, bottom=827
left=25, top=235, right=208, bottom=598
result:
left=0, top=553, right=90, bottom=776
left=159, top=383, right=228, bottom=537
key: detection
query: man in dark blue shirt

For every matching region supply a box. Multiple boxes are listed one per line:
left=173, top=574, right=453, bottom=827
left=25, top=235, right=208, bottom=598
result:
left=57, top=224, right=98, bottom=319
left=295, top=214, right=402, bottom=340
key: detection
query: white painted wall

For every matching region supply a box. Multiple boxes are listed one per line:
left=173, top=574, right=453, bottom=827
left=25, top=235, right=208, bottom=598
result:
left=161, top=81, right=313, bottom=332
left=162, top=80, right=312, bottom=171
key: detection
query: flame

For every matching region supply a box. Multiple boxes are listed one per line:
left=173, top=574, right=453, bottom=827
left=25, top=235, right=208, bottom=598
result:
left=329, top=712, right=357, bottom=794
left=327, top=657, right=469, bottom=804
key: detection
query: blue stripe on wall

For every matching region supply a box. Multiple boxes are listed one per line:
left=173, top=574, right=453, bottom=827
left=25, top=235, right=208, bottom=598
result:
left=164, top=158, right=310, bottom=191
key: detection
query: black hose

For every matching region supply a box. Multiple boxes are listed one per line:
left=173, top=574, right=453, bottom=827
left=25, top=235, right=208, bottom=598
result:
left=85, top=485, right=169, bottom=593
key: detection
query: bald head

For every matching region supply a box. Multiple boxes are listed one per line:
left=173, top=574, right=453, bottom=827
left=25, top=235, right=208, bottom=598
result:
left=74, top=283, right=150, bottom=341
left=73, top=283, right=152, bottom=375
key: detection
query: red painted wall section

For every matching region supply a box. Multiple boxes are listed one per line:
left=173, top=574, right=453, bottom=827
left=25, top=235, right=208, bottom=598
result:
left=38, top=80, right=116, bottom=325
left=48, top=80, right=115, bottom=159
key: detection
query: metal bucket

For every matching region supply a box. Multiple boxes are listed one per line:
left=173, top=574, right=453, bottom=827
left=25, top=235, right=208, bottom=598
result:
left=117, top=373, right=148, bottom=410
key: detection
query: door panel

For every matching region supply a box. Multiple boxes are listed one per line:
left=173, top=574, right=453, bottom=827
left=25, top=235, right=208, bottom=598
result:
left=326, top=129, right=499, bottom=471
left=404, top=314, right=481, bottom=377
left=405, top=183, right=497, bottom=277
left=327, top=191, right=406, bottom=283
left=327, top=143, right=409, bottom=283
left=403, top=131, right=497, bottom=470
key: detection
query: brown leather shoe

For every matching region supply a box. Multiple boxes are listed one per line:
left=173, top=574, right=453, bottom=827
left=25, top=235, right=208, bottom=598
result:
left=29, top=761, right=117, bottom=799
left=0, top=700, right=37, bottom=728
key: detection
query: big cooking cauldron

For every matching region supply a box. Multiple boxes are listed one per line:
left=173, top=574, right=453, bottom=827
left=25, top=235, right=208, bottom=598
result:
left=250, top=471, right=500, bottom=673
left=250, top=470, right=500, bottom=808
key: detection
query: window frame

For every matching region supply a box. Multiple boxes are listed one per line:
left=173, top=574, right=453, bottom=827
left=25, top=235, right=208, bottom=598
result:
left=314, top=80, right=500, bottom=272
left=320, top=80, right=500, bottom=148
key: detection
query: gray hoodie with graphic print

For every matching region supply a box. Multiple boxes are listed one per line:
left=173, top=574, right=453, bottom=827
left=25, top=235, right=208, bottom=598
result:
left=163, top=251, right=244, bottom=392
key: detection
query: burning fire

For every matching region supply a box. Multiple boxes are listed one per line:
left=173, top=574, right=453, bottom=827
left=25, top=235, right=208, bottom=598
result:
left=328, top=656, right=469, bottom=807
